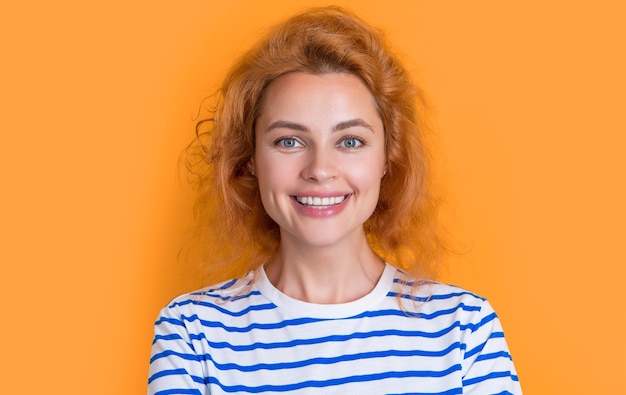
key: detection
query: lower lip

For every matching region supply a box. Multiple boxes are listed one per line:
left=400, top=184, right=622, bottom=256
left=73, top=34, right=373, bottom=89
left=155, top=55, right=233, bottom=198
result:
left=291, top=195, right=351, bottom=218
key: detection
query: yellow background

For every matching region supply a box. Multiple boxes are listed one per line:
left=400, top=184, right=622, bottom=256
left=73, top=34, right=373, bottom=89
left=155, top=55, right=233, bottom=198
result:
left=2, top=1, right=624, bottom=393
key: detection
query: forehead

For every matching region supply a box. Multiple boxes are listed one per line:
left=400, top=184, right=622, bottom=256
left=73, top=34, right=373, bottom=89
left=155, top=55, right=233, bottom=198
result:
left=257, top=72, right=382, bottom=128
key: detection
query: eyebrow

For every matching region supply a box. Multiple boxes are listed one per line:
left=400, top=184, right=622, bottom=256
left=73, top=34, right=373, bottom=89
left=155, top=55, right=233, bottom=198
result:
left=265, top=118, right=374, bottom=133
left=266, top=120, right=308, bottom=132
left=333, top=119, right=374, bottom=133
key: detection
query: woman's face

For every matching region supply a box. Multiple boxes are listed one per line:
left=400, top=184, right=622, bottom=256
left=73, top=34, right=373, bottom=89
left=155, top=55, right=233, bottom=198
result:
left=252, top=72, right=386, bottom=248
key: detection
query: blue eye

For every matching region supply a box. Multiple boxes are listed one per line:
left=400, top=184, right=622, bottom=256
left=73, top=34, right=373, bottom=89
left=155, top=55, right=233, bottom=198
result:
left=277, top=137, right=300, bottom=148
left=341, top=137, right=363, bottom=148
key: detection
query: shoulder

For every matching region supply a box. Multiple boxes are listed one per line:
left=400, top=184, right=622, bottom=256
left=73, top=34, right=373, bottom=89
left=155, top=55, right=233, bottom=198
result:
left=389, top=267, right=496, bottom=320
left=390, top=267, right=486, bottom=302
left=157, top=270, right=263, bottom=321
left=387, top=274, right=522, bottom=392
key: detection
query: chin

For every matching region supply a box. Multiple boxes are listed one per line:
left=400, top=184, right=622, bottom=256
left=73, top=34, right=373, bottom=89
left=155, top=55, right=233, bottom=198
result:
left=288, top=227, right=364, bottom=249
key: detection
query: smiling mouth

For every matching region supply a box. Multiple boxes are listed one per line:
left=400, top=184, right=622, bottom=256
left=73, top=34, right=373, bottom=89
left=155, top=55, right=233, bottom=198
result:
left=294, top=195, right=348, bottom=208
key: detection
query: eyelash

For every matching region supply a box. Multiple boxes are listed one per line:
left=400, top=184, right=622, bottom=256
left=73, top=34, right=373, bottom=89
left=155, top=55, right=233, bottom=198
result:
left=339, top=136, right=364, bottom=149
left=275, top=137, right=302, bottom=148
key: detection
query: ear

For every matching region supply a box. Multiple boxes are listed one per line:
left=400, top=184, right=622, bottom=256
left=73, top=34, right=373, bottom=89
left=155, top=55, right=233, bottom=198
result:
left=247, top=158, right=256, bottom=176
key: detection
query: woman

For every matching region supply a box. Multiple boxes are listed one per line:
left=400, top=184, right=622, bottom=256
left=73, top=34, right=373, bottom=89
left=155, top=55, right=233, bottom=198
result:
left=149, top=6, right=522, bottom=394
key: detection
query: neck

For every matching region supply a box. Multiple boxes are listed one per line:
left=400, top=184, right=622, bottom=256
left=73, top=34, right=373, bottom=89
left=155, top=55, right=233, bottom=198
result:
left=264, top=230, right=385, bottom=304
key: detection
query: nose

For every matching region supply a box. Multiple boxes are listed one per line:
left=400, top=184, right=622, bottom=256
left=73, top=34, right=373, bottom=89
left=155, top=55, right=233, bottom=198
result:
left=301, top=146, right=337, bottom=182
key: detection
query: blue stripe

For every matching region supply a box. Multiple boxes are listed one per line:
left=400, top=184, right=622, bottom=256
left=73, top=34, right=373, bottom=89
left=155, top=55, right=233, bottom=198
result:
left=153, top=389, right=202, bottom=395
left=169, top=300, right=276, bottom=316
left=391, top=276, right=437, bottom=287
left=152, top=333, right=184, bottom=345
left=465, top=331, right=505, bottom=359
left=206, top=364, right=462, bottom=393
left=150, top=350, right=200, bottom=364
left=174, top=303, right=484, bottom=334
left=475, top=351, right=513, bottom=363
left=182, top=313, right=492, bottom=351
left=191, top=324, right=464, bottom=352
left=221, top=290, right=261, bottom=302
left=462, top=370, right=514, bottom=386
left=154, top=334, right=184, bottom=341
left=387, top=290, right=485, bottom=303
left=152, top=334, right=194, bottom=351
left=387, top=389, right=462, bottom=395
left=182, top=313, right=322, bottom=332
left=149, top=368, right=187, bottom=384
left=186, top=278, right=253, bottom=298
left=468, top=312, right=498, bottom=333
left=148, top=368, right=200, bottom=384
left=155, top=317, right=185, bottom=327
left=189, top=289, right=261, bottom=301
left=354, top=303, right=481, bottom=320
left=201, top=342, right=462, bottom=372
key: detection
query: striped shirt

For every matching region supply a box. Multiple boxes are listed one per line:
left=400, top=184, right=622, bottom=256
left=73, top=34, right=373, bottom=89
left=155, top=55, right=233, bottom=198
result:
left=148, top=263, right=522, bottom=394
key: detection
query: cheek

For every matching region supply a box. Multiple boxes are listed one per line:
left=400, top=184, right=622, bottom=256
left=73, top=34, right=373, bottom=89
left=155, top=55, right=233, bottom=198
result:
left=256, top=157, right=294, bottom=209
left=257, top=150, right=305, bottom=187
left=344, top=153, right=385, bottom=182
left=346, top=163, right=384, bottom=194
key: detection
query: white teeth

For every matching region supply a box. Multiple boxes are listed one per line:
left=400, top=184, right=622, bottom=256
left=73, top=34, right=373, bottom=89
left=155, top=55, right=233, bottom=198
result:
left=296, top=195, right=346, bottom=207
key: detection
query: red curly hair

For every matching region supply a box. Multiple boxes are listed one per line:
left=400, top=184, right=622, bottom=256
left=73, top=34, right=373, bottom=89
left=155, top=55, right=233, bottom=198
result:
left=187, top=6, right=443, bottom=283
